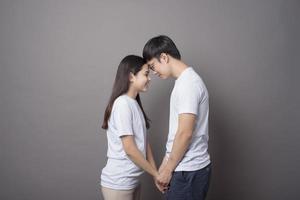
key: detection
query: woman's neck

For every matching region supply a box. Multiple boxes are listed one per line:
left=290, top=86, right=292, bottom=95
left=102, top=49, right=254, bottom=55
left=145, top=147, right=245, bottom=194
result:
left=126, top=87, right=138, bottom=99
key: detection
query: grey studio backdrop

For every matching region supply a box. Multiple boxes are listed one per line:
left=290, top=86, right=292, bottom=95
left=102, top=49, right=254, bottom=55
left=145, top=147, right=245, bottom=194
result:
left=0, top=0, right=299, bottom=200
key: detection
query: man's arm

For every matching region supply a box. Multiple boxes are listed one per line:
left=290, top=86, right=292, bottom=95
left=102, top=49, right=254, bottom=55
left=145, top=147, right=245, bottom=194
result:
left=157, top=113, right=196, bottom=186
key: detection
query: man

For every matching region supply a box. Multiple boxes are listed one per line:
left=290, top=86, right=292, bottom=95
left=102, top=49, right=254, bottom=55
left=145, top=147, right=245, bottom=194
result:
left=143, top=35, right=211, bottom=200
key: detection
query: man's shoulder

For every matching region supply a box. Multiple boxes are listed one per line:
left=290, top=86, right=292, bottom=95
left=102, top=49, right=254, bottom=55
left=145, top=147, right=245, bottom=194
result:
left=177, top=74, right=202, bottom=89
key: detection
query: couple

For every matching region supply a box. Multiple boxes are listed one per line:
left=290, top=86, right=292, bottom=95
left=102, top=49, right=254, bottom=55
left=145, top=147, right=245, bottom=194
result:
left=100, top=35, right=211, bottom=200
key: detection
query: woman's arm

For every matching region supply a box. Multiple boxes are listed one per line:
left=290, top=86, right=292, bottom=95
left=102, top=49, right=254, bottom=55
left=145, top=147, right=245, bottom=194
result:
left=146, top=141, right=168, bottom=192
left=121, top=135, right=158, bottom=177
left=146, top=141, right=157, bottom=171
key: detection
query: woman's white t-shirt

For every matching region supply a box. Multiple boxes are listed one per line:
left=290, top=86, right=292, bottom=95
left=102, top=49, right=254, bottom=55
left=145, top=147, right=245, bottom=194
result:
left=101, top=95, right=147, bottom=190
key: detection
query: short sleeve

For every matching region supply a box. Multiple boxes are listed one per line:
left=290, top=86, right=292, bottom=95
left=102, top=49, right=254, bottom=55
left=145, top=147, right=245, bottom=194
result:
left=112, top=99, right=134, bottom=137
left=177, top=82, right=201, bottom=115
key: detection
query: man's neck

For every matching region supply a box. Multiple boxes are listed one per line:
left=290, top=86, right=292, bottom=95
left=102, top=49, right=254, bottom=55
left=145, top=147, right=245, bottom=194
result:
left=170, top=59, right=189, bottom=78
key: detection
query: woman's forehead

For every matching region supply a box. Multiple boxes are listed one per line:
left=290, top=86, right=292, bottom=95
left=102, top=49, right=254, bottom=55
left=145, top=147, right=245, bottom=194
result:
left=141, top=64, right=149, bottom=71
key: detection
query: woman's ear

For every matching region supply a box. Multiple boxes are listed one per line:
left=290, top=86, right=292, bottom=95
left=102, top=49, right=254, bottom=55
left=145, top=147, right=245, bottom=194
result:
left=129, top=72, right=135, bottom=83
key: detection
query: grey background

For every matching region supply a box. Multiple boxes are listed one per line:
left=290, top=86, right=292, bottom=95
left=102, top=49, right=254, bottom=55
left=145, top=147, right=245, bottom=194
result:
left=1, top=0, right=299, bottom=199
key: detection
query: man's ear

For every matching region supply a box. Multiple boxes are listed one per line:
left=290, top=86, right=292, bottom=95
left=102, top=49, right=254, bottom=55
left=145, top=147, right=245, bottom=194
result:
left=129, top=72, right=135, bottom=82
left=160, top=53, right=169, bottom=64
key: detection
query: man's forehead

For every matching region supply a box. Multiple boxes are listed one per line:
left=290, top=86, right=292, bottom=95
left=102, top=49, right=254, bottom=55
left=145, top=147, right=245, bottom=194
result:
left=147, top=58, right=156, bottom=65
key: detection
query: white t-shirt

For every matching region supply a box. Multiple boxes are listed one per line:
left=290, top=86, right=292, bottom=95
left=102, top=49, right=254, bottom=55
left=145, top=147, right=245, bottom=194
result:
left=166, top=67, right=210, bottom=171
left=101, top=95, right=147, bottom=190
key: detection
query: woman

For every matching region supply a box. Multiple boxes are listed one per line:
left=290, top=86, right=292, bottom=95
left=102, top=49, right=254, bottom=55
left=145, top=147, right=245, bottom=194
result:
left=101, top=55, right=158, bottom=200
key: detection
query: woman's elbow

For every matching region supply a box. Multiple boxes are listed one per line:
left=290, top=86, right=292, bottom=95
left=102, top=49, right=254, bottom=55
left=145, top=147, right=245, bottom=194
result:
left=123, top=145, right=136, bottom=157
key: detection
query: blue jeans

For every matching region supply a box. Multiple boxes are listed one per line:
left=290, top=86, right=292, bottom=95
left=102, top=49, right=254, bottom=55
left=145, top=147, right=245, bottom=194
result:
left=165, top=163, right=212, bottom=200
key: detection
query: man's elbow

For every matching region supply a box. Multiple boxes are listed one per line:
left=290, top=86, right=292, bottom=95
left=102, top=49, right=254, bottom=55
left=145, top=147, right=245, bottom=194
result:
left=178, top=130, right=193, bottom=141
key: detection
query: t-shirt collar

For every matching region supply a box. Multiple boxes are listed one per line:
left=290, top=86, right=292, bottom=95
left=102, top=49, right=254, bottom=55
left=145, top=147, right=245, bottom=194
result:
left=176, top=67, right=192, bottom=82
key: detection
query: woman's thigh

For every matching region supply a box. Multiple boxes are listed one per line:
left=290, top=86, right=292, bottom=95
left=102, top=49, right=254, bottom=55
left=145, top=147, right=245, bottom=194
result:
left=101, top=185, right=141, bottom=200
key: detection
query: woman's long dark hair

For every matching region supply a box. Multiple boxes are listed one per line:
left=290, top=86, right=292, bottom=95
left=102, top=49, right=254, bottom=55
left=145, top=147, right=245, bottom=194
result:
left=102, top=55, right=150, bottom=130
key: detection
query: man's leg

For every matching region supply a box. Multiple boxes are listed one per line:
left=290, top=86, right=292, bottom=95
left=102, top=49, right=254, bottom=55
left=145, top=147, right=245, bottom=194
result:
left=165, top=164, right=212, bottom=200
left=165, top=171, right=189, bottom=200
left=189, top=163, right=212, bottom=200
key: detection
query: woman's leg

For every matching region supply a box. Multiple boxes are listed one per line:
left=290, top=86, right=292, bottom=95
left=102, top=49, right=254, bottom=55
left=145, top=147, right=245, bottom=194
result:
left=101, top=185, right=141, bottom=200
left=133, top=184, right=141, bottom=200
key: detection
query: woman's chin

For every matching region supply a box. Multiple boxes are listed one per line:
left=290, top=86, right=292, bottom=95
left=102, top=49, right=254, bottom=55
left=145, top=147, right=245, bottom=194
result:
left=141, top=86, right=149, bottom=92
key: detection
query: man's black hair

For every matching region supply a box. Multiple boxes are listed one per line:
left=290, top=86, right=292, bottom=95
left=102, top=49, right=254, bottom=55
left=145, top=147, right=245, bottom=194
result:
left=143, top=35, right=181, bottom=61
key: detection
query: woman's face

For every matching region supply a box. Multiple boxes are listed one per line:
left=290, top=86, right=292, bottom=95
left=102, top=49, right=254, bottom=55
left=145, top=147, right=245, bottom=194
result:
left=131, top=64, right=151, bottom=92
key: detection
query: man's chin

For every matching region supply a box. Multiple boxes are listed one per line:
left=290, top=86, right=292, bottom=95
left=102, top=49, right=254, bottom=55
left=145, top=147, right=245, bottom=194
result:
left=159, top=75, right=168, bottom=80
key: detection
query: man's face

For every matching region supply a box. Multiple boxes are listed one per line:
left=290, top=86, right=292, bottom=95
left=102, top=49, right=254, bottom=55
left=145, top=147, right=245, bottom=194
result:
left=147, top=56, right=171, bottom=79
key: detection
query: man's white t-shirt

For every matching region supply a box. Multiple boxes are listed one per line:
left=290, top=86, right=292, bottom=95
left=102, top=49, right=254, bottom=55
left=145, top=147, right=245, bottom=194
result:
left=101, top=95, right=147, bottom=190
left=166, top=67, right=210, bottom=171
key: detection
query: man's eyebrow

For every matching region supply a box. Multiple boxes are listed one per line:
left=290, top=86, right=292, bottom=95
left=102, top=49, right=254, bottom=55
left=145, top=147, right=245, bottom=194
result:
left=148, top=63, right=154, bottom=70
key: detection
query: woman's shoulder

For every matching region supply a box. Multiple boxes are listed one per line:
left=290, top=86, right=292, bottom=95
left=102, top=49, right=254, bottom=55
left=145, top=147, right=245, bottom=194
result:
left=114, top=95, right=127, bottom=105
left=113, top=95, right=133, bottom=110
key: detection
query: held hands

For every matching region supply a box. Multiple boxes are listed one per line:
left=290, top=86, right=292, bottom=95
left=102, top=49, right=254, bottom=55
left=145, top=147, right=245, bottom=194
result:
left=154, top=177, right=167, bottom=193
left=157, top=168, right=172, bottom=193
left=153, top=163, right=172, bottom=193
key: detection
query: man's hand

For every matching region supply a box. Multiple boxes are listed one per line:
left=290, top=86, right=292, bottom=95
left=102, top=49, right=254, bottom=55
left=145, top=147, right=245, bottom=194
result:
left=157, top=168, right=172, bottom=188
left=154, top=178, right=167, bottom=193
left=153, top=171, right=168, bottom=193
left=152, top=156, right=169, bottom=193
